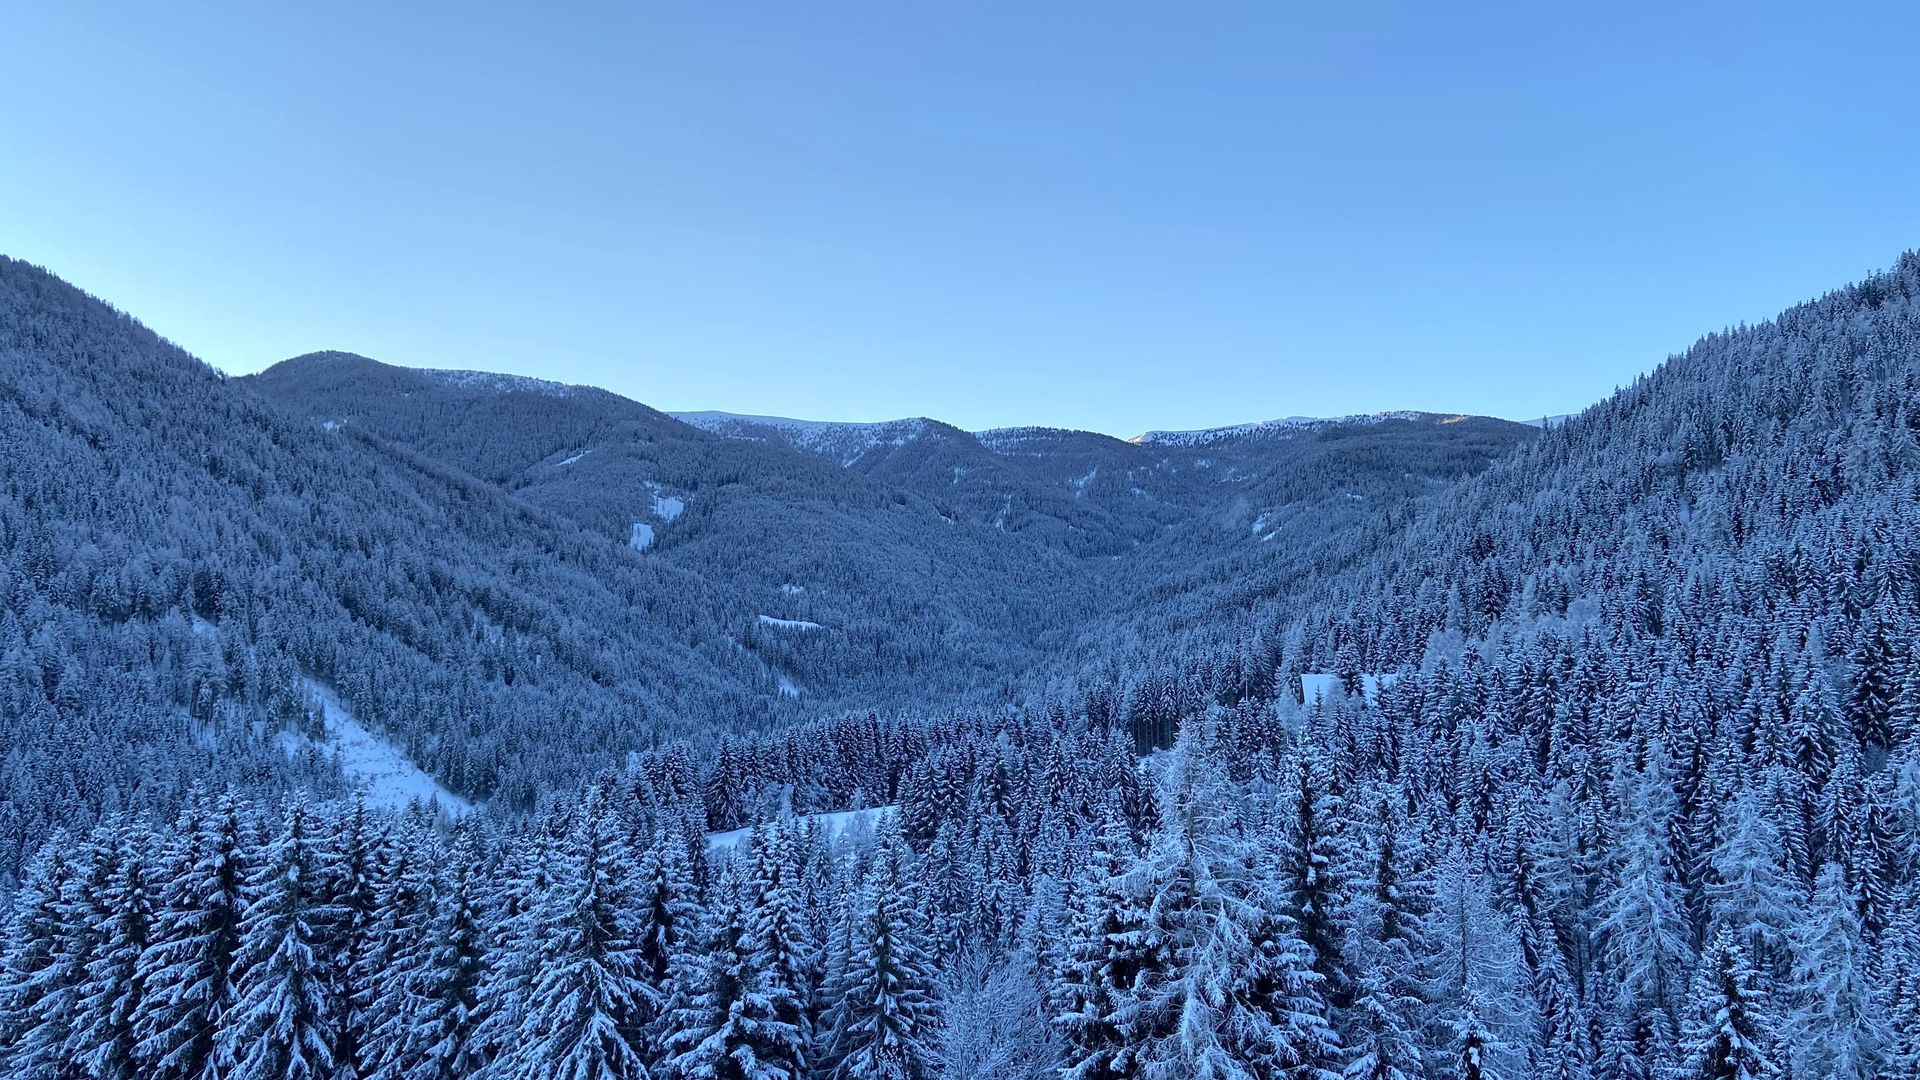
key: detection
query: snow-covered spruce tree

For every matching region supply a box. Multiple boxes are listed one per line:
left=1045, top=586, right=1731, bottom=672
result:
left=0, top=833, right=77, bottom=1079
left=365, top=826, right=489, bottom=1080
left=499, top=793, right=652, bottom=1080
left=321, top=795, right=388, bottom=1080
left=1115, top=725, right=1340, bottom=1080
left=1881, top=883, right=1920, bottom=1079
left=737, top=820, right=814, bottom=1078
left=1279, top=742, right=1355, bottom=1026
left=131, top=795, right=250, bottom=1080
left=215, top=799, right=345, bottom=1080
left=1703, top=791, right=1798, bottom=978
left=632, top=821, right=699, bottom=1062
left=1595, top=749, right=1689, bottom=1074
left=357, top=823, right=436, bottom=1080
left=1674, top=930, right=1777, bottom=1080
left=1053, top=812, right=1147, bottom=1080
left=1817, top=746, right=1898, bottom=935
left=1339, top=794, right=1427, bottom=1080
left=661, top=879, right=806, bottom=1080
left=70, top=820, right=159, bottom=1080
left=1779, top=863, right=1889, bottom=1080
left=468, top=829, right=559, bottom=1070
left=818, top=818, right=938, bottom=1080
left=10, top=826, right=118, bottom=1080
left=1846, top=607, right=1898, bottom=754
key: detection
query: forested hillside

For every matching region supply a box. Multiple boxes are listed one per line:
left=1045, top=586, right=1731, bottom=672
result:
left=8, top=254, right=1920, bottom=1080
left=0, top=259, right=1530, bottom=885
left=0, top=258, right=787, bottom=877
left=256, top=357, right=1535, bottom=715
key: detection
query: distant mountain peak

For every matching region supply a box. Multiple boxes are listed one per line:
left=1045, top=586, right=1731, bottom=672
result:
left=425, top=368, right=581, bottom=398
left=1130, top=410, right=1448, bottom=447
left=671, top=410, right=938, bottom=466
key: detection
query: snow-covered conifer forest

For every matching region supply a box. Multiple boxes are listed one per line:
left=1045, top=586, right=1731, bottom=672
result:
left=7, top=251, right=1920, bottom=1077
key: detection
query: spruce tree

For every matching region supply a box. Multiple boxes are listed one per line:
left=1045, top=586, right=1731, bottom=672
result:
left=1780, top=864, right=1888, bottom=1080
left=0, top=835, right=77, bottom=1078
left=132, top=795, right=250, bottom=1080
left=1054, top=813, right=1146, bottom=1080
left=503, top=794, right=651, bottom=1080
left=821, top=825, right=938, bottom=1080
left=1675, top=931, right=1776, bottom=1080
left=216, top=800, right=344, bottom=1080
left=71, top=822, right=158, bottom=1080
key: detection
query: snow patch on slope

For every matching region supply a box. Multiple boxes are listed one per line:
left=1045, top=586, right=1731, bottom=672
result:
left=629, top=522, right=656, bottom=550
left=1299, top=672, right=1402, bottom=707
left=758, top=615, right=823, bottom=631
left=285, top=679, right=474, bottom=816
left=708, top=805, right=898, bottom=851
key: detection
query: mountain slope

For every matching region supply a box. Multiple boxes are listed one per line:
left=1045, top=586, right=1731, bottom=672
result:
left=0, top=258, right=794, bottom=876
left=253, top=355, right=1538, bottom=702
left=247, top=353, right=1105, bottom=706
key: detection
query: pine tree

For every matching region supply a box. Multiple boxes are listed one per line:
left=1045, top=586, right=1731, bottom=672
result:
left=0, top=834, right=78, bottom=1079
left=502, top=794, right=651, bottom=1080
left=132, top=795, right=250, bottom=1080
left=216, top=800, right=344, bottom=1080
left=820, top=825, right=938, bottom=1080
left=1780, top=864, right=1888, bottom=1080
left=1675, top=930, right=1776, bottom=1080
left=70, top=822, right=158, bottom=1080
left=1054, top=813, right=1146, bottom=1080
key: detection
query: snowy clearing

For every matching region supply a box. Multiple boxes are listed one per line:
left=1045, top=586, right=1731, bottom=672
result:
left=708, top=805, right=898, bottom=851
left=651, top=492, right=685, bottom=520
left=629, top=522, right=656, bottom=550
left=286, top=679, right=474, bottom=816
left=1299, top=672, right=1401, bottom=707
left=557, top=448, right=592, bottom=466
left=758, top=615, right=824, bottom=630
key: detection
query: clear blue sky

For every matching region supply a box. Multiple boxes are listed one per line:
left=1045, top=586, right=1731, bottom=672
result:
left=6, top=3, right=1918, bottom=437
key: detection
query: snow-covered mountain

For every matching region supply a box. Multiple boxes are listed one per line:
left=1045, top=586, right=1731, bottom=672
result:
left=1132, top=409, right=1456, bottom=446
left=670, top=410, right=936, bottom=466
left=11, top=251, right=1920, bottom=1080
